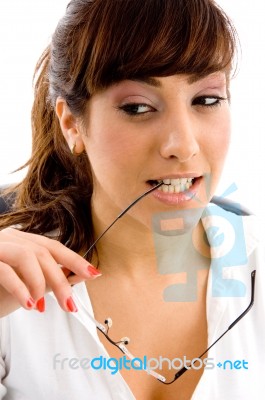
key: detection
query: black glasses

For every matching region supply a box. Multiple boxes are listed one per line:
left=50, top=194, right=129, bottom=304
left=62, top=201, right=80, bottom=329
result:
left=82, top=182, right=163, bottom=259
left=74, top=270, right=256, bottom=383
left=73, top=183, right=256, bottom=384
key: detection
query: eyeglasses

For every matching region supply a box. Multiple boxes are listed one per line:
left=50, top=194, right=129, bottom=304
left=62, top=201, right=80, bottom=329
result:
left=73, top=183, right=256, bottom=384
left=82, top=182, right=163, bottom=259
left=74, top=270, right=256, bottom=384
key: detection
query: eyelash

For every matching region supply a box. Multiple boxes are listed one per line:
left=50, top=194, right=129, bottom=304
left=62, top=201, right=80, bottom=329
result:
left=118, top=103, right=154, bottom=116
left=118, top=96, right=227, bottom=117
left=192, top=96, right=227, bottom=108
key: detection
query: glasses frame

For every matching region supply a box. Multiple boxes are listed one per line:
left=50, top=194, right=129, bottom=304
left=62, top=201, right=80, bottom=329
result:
left=75, top=183, right=256, bottom=384
left=73, top=269, right=256, bottom=384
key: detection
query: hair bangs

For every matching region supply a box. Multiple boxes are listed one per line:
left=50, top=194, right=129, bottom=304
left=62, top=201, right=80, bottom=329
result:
left=85, top=0, right=237, bottom=93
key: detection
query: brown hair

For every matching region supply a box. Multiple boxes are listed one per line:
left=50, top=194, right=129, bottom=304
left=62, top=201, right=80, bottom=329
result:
left=0, top=0, right=237, bottom=259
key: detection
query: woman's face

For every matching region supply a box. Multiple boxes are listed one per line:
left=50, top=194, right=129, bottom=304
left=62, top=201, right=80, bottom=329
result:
left=80, top=73, right=231, bottom=228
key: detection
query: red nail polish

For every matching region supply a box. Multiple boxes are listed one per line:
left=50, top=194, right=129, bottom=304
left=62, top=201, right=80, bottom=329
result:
left=27, top=297, right=35, bottom=308
left=66, top=296, right=78, bottom=312
left=87, top=265, right=102, bottom=277
left=36, top=297, right=45, bottom=313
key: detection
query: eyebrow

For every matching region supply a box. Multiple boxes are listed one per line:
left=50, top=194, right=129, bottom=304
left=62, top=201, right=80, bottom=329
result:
left=131, top=73, right=226, bottom=88
left=131, top=77, right=162, bottom=88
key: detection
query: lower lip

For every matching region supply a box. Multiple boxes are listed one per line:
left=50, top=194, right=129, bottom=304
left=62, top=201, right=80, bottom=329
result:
left=149, top=177, right=203, bottom=206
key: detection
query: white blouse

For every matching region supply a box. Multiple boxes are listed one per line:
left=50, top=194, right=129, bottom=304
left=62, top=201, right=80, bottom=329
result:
left=0, top=204, right=264, bottom=399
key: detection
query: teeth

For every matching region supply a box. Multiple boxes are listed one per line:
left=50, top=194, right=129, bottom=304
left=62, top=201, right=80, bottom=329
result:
left=162, top=178, right=191, bottom=186
left=157, top=177, right=195, bottom=193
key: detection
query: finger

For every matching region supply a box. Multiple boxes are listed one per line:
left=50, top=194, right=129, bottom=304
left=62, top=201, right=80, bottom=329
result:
left=0, top=238, right=75, bottom=312
left=0, top=242, right=46, bottom=301
left=0, top=261, right=36, bottom=310
left=62, top=267, right=99, bottom=288
left=30, top=248, right=81, bottom=312
left=67, top=274, right=87, bottom=286
left=0, top=231, right=100, bottom=312
left=3, top=228, right=102, bottom=279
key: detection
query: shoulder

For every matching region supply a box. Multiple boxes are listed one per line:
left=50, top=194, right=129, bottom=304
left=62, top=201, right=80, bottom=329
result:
left=208, top=196, right=256, bottom=243
left=205, top=198, right=264, bottom=300
left=209, top=196, right=259, bottom=247
left=210, top=195, right=253, bottom=216
left=204, top=197, right=260, bottom=266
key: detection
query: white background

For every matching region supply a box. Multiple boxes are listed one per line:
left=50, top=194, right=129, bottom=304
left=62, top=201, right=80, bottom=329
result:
left=0, top=1, right=264, bottom=217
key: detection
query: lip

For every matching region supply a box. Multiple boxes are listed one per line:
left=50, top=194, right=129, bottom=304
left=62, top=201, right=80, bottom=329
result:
left=148, top=176, right=203, bottom=206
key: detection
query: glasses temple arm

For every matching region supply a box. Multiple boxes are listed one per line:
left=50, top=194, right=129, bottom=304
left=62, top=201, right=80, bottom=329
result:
left=164, top=269, right=256, bottom=385
left=82, top=182, right=163, bottom=258
left=200, top=269, right=256, bottom=359
left=228, top=269, right=256, bottom=330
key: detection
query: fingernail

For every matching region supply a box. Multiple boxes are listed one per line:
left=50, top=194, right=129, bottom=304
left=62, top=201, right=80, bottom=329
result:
left=87, top=265, right=102, bottom=278
left=66, top=296, right=78, bottom=312
left=36, top=297, right=45, bottom=313
left=27, top=297, right=35, bottom=309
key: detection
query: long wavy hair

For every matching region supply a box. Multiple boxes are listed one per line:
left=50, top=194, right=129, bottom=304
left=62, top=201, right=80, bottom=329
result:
left=0, top=0, right=237, bottom=260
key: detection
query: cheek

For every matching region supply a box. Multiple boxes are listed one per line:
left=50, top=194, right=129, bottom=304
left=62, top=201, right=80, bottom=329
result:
left=205, top=113, right=231, bottom=166
left=204, top=116, right=231, bottom=195
left=209, top=133, right=230, bottom=165
left=84, top=124, right=145, bottom=179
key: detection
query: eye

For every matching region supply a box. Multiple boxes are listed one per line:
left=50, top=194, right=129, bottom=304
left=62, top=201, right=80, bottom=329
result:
left=192, top=96, right=227, bottom=108
left=118, top=103, right=155, bottom=116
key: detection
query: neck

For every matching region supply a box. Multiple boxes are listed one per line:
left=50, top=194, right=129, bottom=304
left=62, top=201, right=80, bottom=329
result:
left=91, top=209, right=156, bottom=276
left=91, top=206, right=210, bottom=280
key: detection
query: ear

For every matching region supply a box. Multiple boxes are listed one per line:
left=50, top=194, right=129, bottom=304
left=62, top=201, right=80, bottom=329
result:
left=55, top=97, right=85, bottom=154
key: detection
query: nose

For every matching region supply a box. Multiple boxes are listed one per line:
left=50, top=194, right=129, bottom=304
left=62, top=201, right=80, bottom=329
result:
left=159, top=108, right=200, bottom=162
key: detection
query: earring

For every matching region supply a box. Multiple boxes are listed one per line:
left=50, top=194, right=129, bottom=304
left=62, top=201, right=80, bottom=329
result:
left=70, top=142, right=84, bottom=156
left=70, top=143, right=77, bottom=155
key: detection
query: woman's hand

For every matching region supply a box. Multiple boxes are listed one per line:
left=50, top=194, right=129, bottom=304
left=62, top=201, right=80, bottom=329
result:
left=0, top=227, right=101, bottom=317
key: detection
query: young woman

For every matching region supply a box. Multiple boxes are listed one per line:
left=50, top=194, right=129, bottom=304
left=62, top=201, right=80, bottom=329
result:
left=0, top=1, right=264, bottom=399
